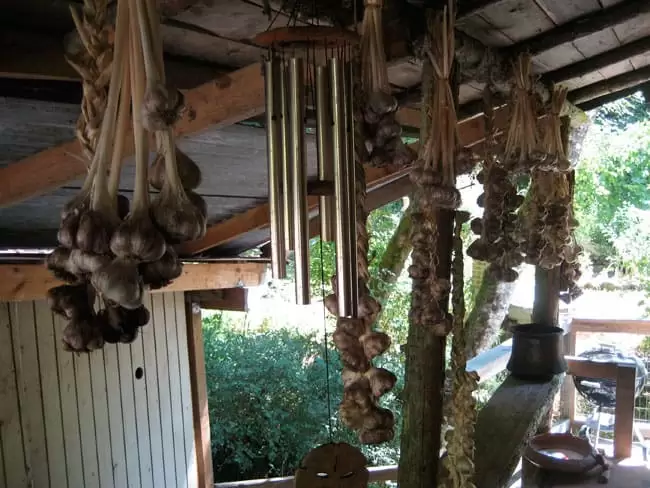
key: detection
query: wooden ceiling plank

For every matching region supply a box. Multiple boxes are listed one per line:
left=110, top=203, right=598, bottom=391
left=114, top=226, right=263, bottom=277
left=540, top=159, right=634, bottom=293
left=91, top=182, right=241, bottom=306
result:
left=0, top=261, right=267, bottom=302
left=568, top=64, right=650, bottom=104
left=508, top=0, right=650, bottom=57
left=577, top=80, right=650, bottom=111
left=545, top=35, right=650, bottom=83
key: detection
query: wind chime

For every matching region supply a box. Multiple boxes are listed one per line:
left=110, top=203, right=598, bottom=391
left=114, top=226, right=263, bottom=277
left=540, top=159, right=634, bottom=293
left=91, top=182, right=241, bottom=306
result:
left=256, top=25, right=359, bottom=315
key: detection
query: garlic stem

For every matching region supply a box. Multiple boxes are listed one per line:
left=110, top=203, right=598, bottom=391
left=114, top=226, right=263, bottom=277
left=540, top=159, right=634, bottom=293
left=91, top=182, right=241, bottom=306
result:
left=90, top=0, right=128, bottom=212
left=160, top=128, right=184, bottom=194
left=144, top=0, right=164, bottom=80
left=108, top=62, right=132, bottom=200
left=129, top=1, right=151, bottom=214
left=131, top=0, right=160, bottom=86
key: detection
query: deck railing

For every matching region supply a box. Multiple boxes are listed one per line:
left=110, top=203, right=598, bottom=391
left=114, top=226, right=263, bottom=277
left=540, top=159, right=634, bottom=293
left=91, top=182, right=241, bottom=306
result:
left=213, top=338, right=513, bottom=487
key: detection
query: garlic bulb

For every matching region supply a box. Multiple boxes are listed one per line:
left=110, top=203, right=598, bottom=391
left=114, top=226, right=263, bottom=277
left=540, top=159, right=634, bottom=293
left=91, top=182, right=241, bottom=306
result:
left=91, top=257, right=144, bottom=309
left=139, top=245, right=182, bottom=289
left=46, top=247, right=82, bottom=283
left=149, top=147, right=201, bottom=190
left=142, top=82, right=184, bottom=131
left=47, top=283, right=95, bottom=320
left=62, top=315, right=104, bottom=352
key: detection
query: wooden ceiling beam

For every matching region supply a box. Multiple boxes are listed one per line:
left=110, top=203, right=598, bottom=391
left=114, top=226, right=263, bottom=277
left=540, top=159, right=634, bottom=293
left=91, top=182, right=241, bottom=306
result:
left=568, top=65, right=650, bottom=105
left=577, top=80, right=650, bottom=111
left=0, top=62, right=264, bottom=208
left=545, top=36, right=650, bottom=84
left=0, top=261, right=267, bottom=302
left=178, top=102, right=504, bottom=256
left=507, top=0, right=650, bottom=57
left=0, top=28, right=226, bottom=88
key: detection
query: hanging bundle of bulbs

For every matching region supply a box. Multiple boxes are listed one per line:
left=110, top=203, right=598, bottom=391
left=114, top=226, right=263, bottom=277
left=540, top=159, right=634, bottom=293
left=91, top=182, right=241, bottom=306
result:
left=467, top=89, right=525, bottom=282
left=441, top=211, right=478, bottom=488
left=408, top=1, right=459, bottom=341
left=520, top=87, right=579, bottom=269
left=504, top=54, right=571, bottom=174
left=47, top=0, right=206, bottom=352
left=359, top=0, right=415, bottom=168
left=329, top=47, right=397, bottom=447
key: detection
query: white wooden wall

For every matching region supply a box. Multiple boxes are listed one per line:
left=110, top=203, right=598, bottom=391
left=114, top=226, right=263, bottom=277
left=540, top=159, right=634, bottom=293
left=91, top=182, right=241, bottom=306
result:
left=0, top=292, right=198, bottom=488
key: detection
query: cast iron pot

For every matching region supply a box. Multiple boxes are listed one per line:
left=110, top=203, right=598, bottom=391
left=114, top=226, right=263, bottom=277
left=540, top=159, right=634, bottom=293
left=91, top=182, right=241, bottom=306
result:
left=507, top=323, right=567, bottom=380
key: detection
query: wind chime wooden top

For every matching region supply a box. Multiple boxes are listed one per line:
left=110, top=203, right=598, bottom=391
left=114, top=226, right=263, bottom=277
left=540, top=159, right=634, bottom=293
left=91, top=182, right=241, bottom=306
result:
left=254, top=26, right=359, bottom=49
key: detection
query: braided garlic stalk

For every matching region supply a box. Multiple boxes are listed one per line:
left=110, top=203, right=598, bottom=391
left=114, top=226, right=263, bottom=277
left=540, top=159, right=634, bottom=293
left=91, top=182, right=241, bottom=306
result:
left=522, top=87, right=576, bottom=269
left=441, top=212, right=479, bottom=488
left=467, top=89, right=524, bottom=282
left=360, top=0, right=416, bottom=168
left=327, top=53, right=397, bottom=445
left=66, top=0, right=113, bottom=160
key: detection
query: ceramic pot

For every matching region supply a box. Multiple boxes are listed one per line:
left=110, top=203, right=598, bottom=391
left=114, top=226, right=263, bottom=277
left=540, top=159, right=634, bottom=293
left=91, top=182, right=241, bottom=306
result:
left=507, top=323, right=567, bottom=380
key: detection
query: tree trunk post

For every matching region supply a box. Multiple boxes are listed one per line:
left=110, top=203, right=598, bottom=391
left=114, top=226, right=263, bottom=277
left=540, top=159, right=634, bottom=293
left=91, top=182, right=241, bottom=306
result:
left=398, top=13, right=458, bottom=486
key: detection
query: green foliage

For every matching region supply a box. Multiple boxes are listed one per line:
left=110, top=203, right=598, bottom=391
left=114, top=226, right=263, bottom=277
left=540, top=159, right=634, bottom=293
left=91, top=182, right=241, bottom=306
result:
left=203, top=312, right=403, bottom=482
left=574, top=121, right=650, bottom=270
left=591, top=91, right=649, bottom=131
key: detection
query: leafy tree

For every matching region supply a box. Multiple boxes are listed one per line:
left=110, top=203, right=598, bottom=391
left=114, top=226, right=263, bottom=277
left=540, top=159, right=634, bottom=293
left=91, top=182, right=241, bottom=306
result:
left=591, top=91, right=649, bottom=131
left=203, top=312, right=404, bottom=482
left=574, top=121, right=650, bottom=270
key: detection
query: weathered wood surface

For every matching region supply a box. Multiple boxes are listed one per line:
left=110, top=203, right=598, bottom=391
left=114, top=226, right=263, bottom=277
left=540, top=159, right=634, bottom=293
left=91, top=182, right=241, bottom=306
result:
left=0, top=261, right=267, bottom=302
left=185, top=301, right=215, bottom=488
left=473, top=374, right=563, bottom=488
left=0, top=292, right=198, bottom=488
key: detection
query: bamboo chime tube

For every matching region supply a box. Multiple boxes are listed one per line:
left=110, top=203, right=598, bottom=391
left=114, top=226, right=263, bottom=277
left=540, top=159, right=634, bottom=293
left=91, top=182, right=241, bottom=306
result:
left=280, top=64, right=294, bottom=251
left=289, top=57, right=310, bottom=305
left=330, top=57, right=357, bottom=317
left=265, top=58, right=286, bottom=279
left=316, top=64, right=336, bottom=242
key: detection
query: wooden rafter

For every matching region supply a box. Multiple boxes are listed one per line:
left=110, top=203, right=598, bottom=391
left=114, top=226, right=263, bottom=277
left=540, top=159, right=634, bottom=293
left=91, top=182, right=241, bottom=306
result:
left=178, top=105, right=509, bottom=257
left=0, top=27, right=226, bottom=88
left=545, top=36, right=650, bottom=84
left=577, top=80, right=650, bottom=111
left=0, top=261, right=267, bottom=302
left=568, top=65, right=650, bottom=105
left=0, top=63, right=264, bottom=208
left=507, top=0, right=650, bottom=57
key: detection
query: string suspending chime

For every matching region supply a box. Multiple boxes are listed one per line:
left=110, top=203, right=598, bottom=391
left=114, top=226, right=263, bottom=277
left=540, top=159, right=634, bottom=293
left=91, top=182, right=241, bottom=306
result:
left=257, top=27, right=360, bottom=317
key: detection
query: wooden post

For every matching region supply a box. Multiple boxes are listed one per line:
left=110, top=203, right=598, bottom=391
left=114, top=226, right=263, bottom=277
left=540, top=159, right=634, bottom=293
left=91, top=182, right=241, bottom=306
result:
left=614, top=363, right=636, bottom=459
left=185, top=296, right=214, bottom=487
left=398, top=17, right=458, bottom=486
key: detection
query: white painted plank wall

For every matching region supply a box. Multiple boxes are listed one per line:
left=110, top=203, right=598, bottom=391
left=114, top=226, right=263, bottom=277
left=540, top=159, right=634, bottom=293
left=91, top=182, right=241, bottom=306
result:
left=0, top=292, right=197, bottom=488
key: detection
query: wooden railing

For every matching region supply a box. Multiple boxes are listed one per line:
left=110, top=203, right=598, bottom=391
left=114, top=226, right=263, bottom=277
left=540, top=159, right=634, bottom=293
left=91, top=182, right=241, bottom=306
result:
left=213, top=339, right=513, bottom=487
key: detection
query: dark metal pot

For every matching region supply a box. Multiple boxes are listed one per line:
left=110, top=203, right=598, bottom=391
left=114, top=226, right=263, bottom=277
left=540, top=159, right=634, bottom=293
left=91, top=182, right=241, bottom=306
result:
left=507, top=323, right=567, bottom=380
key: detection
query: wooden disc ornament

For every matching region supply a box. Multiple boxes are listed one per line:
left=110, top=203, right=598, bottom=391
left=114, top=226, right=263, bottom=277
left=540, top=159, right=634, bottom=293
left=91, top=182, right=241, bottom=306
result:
left=294, top=443, right=369, bottom=488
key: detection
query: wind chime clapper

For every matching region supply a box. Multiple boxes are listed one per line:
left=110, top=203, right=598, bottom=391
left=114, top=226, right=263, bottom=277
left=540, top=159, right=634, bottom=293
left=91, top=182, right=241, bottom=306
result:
left=257, top=27, right=359, bottom=314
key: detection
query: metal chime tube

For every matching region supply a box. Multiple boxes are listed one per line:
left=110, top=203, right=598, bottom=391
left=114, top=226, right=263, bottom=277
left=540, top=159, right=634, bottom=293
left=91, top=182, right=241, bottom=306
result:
left=264, top=58, right=286, bottom=279
left=344, top=60, right=359, bottom=315
left=288, top=57, right=310, bottom=305
left=315, top=65, right=336, bottom=242
left=280, top=63, right=294, bottom=251
left=330, top=57, right=356, bottom=317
